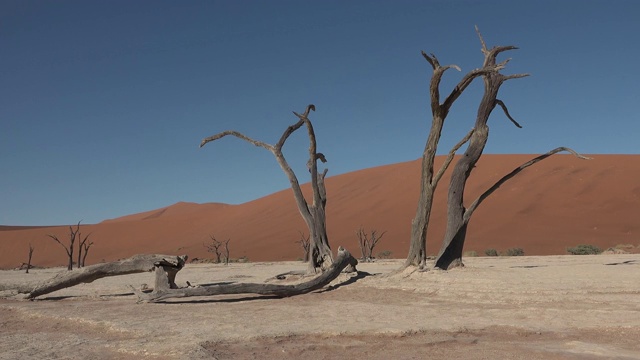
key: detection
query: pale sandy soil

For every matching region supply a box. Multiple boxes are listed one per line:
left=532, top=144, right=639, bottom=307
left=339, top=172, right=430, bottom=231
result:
left=1, top=254, right=639, bottom=359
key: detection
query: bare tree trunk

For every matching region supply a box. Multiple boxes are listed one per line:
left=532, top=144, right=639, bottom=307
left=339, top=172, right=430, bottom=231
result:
left=21, top=254, right=187, bottom=299
left=200, top=105, right=333, bottom=274
left=435, top=147, right=590, bottom=269
left=26, top=243, right=34, bottom=274
left=404, top=47, right=494, bottom=270
left=133, top=247, right=357, bottom=303
left=434, top=29, right=531, bottom=270
left=81, top=241, right=93, bottom=267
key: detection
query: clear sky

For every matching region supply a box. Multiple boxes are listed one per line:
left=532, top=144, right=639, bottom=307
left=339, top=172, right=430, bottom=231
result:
left=2, top=0, right=639, bottom=225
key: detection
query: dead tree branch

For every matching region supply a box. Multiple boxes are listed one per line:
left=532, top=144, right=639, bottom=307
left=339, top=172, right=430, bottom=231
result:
left=200, top=105, right=333, bottom=273
left=133, top=247, right=357, bottom=303
left=20, top=254, right=188, bottom=299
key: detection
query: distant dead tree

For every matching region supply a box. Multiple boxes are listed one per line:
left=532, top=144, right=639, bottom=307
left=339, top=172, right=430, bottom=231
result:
left=295, top=231, right=311, bottom=262
left=25, top=243, right=34, bottom=274
left=80, top=238, right=94, bottom=268
left=223, top=238, right=230, bottom=266
left=201, top=105, right=333, bottom=274
left=76, top=229, right=92, bottom=268
left=204, top=235, right=225, bottom=263
left=401, top=27, right=587, bottom=271
left=48, top=221, right=86, bottom=270
left=356, top=227, right=386, bottom=262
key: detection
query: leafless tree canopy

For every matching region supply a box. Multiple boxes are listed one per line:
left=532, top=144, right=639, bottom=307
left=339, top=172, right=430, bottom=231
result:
left=405, top=27, right=588, bottom=271
left=200, top=105, right=333, bottom=274
left=356, top=227, right=387, bottom=262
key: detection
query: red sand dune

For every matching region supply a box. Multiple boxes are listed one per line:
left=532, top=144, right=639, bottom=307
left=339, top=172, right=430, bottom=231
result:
left=1, top=154, right=639, bottom=269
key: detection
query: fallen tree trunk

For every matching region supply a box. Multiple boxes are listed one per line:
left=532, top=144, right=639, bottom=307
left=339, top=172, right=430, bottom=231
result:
left=134, top=247, right=358, bottom=303
left=24, top=254, right=187, bottom=299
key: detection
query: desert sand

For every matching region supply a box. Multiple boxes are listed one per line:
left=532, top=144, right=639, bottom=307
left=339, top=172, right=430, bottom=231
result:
left=1, top=154, right=639, bottom=270
left=1, top=254, right=639, bottom=359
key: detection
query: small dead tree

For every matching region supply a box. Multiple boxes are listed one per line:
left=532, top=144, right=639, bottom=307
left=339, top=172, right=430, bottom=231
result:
left=433, top=28, right=588, bottom=269
left=356, top=227, right=386, bottom=262
left=48, top=221, right=85, bottom=270
left=81, top=240, right=94, bottom=267
left=204, top=235, right=224, bottom=263
left=76, top=231, right=92, bottom=268
left=201, top=105, right=332, bottom=274
left=25, top=243, right=34, bottom=274
left=223, top=239, right=230, bottom=265
left=295, top=231, right=311, bottom=262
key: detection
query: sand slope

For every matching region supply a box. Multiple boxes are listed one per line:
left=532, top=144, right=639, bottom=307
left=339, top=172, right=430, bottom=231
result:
left=1, top=154, right=638, bottom=269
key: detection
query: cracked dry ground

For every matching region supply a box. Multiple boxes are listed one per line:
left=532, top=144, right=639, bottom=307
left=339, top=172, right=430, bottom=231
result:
left=1, top=255, right=639, bottom=359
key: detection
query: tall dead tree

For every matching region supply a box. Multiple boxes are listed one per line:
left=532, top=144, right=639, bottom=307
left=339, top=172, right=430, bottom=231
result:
left=200, top=105, right=332, bottom=273
left=404, top=34, right=504, bottom=270
left=48, top=221, right=85, bottom=270
left=433, top=28, right=588, bottom=269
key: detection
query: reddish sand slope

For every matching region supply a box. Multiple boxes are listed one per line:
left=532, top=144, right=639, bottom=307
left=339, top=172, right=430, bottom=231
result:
left=1, top=154, right=638, bottom=269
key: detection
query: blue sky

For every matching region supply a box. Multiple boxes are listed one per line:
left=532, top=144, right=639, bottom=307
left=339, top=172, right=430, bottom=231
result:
left=2, top=0, right=638, bottom=225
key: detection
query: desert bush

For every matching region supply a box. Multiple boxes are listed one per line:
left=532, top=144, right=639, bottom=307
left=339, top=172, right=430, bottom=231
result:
left=463, top=250, right=478, bottom=257
left=567, top=244, right=601, bottom=255
left=614, top=243, right=634, bottom=250
left=505, top=248, right=524, bottom=256
left=484, top=248, right=498, bottom=257
left=377, top=250, right=392, bottom=259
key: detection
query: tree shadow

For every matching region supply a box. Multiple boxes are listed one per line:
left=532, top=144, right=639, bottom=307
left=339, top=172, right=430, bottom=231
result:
left=604, top=259, right=637, bottom=266
left=318, top=271, right=373, bottom=293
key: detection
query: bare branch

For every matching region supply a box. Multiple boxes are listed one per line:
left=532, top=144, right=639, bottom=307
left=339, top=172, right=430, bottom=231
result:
left=432, top=127, right=475, bottom=186
left=475, top=25, right=488, bottom=53
left=200, top=130, right=273, bottom=151
left=502, top=73, right=530, bottom=81
left=421, top=51, right=439, bottom=69
left=494, top=100, right=522, bottom=128
left=463, top=147, right=591, bottom=223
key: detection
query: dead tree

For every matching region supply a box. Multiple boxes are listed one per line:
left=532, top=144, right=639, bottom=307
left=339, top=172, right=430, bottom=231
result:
left=200, top=105, right=332, bottom=273
left=356, top=227, right=386, bottom=262
left=48, top=221, right=85, bottom=270
left=76, top=231, right=92, bottom=268
left=80, top=240, right=94, bottom=268
left=25, top=243, right=34, bottom=274
left=223, top=239, right=230, bottom=265
left=433, top=29, right=588, bottom=269
left=2, top=254, right=188, bottom=299
left=404, top=33, right=504, bottom=270
left=295, top=231, right=311, bottom=262
left=133, top=247, right=357, bottom=303
left=204, top=235, right=224, bottom=263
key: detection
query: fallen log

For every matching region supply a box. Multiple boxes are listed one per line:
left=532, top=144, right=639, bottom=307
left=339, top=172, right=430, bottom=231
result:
left=134, top=247, right=358, bottom=303
left=24, top=254, right=187, bottom=299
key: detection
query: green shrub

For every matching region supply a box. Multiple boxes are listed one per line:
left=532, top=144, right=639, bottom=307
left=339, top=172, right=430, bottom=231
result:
left=505, top=248, right=524, bottom=256
left=567, top=244, right=601, bottom=255
left=377, top=250, right=392, bottom=259
left=484, top=248, right=498, bottom=257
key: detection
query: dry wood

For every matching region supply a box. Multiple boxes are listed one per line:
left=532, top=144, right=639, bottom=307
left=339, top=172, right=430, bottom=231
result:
left=435, top=27, right=529, bottom=270
left=200, top=105, right=333, bottom=273
left=404, top=37, right=501, bottom=269
left=21, top=254, right=187, bottom=299
left=133, top=247, right=357, bottom=303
